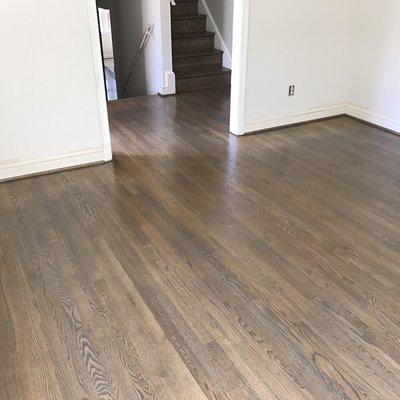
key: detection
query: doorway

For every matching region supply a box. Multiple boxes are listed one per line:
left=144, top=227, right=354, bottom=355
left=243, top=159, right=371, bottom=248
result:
left=169, top=0, right=247, bottom=136
left=90, top=0, right=248, bottom=135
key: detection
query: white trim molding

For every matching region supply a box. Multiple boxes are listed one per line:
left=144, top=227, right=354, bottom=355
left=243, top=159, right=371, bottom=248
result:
left=242, top=104, right=400, bottom=135
left=159, top=0, right=176, bottom=96
left=229, top=0, right=250, bottom=136
left=159, top=71, right=176, bottom=96
left=86, top=0, right=113, bottom=161
left=199, top=0, right=232, bottom=69
left=245, top=104, right=346, bottom=133
left=0, top=148, right=107, bottom=182
left=345, top=105, right=400, bottom=133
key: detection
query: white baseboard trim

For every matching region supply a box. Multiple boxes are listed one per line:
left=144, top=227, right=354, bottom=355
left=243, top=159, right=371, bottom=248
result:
left=159, top=71, right=176, bottom=96
left=199, top=0, right=232, bottom=70
left=345, top=105, right=400, bottom=133
left=102, top=142, right=113, bottom=162
left=0, top=148, right=109, bottom=182
left=245, top=104, right=346, bottom=133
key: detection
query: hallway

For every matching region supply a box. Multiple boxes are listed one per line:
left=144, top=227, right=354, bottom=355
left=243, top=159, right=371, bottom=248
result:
left=2, top=88, right=400, bottom=400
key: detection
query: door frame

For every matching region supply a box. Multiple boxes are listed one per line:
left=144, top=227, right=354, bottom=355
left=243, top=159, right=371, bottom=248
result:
left=86, top=0, right=249, bottom=140
left=86, top=0, right=112, bottom=161
left=229, top=0, right=250, bottom=136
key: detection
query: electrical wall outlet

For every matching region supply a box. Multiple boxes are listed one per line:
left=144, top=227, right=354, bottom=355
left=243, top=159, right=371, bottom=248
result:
left=288, top=85, right=295, bottom=96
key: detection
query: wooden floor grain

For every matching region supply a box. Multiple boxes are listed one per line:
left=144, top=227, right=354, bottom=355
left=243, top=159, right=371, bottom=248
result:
left=2, top=87, right=400, bottom=400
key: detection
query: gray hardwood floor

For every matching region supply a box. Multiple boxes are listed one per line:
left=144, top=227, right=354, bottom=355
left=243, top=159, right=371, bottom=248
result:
left=1, top=87, right=400, bottom=399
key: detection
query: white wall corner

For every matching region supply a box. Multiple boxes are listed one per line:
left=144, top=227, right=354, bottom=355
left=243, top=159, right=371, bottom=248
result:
left=159, top=0, right=176, bottom=96
left=102, top=142, right=113, bottom=161
left=345, top=105, right=400, bottom=134
left=229, top=0, right=250, bottom=136
left=244, top=104, right=347, bottom=133
left=159, top=70, right=176, bottom=96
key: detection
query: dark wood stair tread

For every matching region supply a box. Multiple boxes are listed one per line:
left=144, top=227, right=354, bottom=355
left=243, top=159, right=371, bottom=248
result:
left=172, top=31, right=215, bottom=40
left=173, top=49, right=223, bottom=58
left=171, top=13, right=207, bottom=35
left=172, top=14, right=206, bottom=20
left=175, top=67, right=231, bottom=79
left=175, top=68, right=231, bottom=92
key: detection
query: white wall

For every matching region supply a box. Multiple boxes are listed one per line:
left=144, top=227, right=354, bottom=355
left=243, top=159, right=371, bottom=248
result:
left=143, top=0, right=175, bottom=97
left=199, top=0, right=233, bottom=68
left=347, top=0, right=400, bottom=132
left=0, top=0, right=111, bottom=181
left=241, top=0, right=354, bottom=133
left=231, top=0, right=400, bottom=135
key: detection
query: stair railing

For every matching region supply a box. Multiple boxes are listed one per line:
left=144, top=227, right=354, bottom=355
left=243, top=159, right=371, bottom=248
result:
left=123, top=25, right=154, bottom=92
left=170, top=0, right=176, bottom=5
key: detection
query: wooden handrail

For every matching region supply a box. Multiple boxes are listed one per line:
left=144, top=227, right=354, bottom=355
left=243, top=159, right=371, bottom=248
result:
left=123, top=25, right=154, bottom=92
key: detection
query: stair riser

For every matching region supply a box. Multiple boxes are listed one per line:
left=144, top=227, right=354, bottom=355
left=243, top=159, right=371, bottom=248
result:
left=173, top=53, right=223, bottom=73
left=172, top=18, right=206, bottom=34
left=171, top=3, right=198, bottom=16
left=176, top=72, right=231, bottom=93
left=173, top=36, right=214, bottom=55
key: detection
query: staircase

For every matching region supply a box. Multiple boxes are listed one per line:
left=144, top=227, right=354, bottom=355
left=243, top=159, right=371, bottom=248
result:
left=171, top=0, right=231, bottom=93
